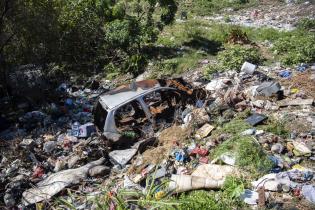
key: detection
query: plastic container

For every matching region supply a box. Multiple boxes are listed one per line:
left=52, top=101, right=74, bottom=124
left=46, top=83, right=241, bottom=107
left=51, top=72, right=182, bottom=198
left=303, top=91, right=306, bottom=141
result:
left=241, top=62, right=257, bottom=74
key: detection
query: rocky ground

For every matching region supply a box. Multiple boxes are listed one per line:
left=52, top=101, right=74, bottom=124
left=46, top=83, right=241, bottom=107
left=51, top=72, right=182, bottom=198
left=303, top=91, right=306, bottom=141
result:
left=0, top=1, right=315, bottom=210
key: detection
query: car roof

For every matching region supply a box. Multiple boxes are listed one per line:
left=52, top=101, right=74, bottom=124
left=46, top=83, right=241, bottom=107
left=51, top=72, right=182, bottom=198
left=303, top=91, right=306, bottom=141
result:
left=99, top=79, right=173, bottom=111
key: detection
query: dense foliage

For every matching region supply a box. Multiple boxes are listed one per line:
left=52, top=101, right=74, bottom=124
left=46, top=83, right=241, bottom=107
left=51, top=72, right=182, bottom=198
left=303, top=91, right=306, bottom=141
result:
left=0, top=0, right=177, bottom=82
left=217, top=44, right=261, bottom=71
left=272, top=33, right=315, bottom=65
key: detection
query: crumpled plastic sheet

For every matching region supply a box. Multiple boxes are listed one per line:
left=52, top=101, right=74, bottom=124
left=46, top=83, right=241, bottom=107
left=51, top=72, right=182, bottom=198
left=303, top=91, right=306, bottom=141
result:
left=302, top=185, right=315, bottom=204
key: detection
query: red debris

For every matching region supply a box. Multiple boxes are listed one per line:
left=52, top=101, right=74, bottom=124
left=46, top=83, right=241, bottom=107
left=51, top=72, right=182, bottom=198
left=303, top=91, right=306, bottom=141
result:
left=199, top=157, right=209, bottom=164
left=293, top=188, right=301, bottom=197
left=190, top=147, right=209, bottom=157
left=32, top=166, right=45, bottom=179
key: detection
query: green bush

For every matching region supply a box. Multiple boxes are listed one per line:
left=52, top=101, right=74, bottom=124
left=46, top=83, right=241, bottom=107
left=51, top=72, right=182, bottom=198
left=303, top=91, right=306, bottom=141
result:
left=123, top=54, right=147, bottom=75
left=104, top=19, right=138, bottom=48
left=217, top=44, right=262, bottom=70
left=272, top=33, right=315, bottom=65
left=297, top=18, right=315, bottom=31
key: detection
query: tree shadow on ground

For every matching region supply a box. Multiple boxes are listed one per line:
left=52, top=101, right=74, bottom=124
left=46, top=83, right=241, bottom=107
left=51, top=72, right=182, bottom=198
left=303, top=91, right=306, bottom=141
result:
left=142, top=45, right=188, bottom=60
left=183, top=36, right=222, bottom=55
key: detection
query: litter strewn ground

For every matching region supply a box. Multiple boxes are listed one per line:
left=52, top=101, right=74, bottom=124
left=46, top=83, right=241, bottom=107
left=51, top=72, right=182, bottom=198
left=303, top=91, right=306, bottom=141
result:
left=1, top=59, right=314, bottom=209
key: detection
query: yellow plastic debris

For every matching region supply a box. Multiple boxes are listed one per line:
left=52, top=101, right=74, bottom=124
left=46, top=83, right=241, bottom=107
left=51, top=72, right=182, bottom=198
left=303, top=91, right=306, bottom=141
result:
left=155, top=191, right=166, bottom=200
left=290, top=88, right=299, bottom=94
left=292, top=164, right=305, bottom=171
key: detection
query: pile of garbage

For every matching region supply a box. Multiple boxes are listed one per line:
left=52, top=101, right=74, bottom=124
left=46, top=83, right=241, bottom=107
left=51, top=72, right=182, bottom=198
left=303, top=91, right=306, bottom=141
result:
left=201, top=1, right=315, bottom=31
left=0, top=61, right=314, bottom=209
left=0, top=79, right=113, bottom=207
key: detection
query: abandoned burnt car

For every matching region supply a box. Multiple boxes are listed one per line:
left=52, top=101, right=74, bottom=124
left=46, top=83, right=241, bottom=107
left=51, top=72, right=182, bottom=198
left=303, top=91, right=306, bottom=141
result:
left=94, top=79, right=194, bottom=143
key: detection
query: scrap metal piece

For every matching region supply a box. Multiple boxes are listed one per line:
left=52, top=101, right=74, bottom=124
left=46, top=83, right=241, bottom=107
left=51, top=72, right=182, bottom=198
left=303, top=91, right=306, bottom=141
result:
left=246, top=113, right=268, bottom=126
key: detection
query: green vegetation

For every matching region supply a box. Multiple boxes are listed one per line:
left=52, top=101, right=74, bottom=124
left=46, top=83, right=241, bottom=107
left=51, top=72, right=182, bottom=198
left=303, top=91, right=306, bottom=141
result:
left=203, top=63, right=220, bottom=80
left=168, top=176, right=246, bottom=210
left=91, top=176, right=248, bottom=210
left=179, top=0, right=257, bottom=16
left=212, top=135, right=273, bottom=176
left=215, top=118, right=251, bottom=135
left=149, top=50, right=206, bottom=78
left=210, top=116, right=273, bottom=177
left=258, top=118, right=289, bottom=138
left=0, top=0, right=178, bottom=91
left=272, top=33, right=315, bottom=65
left=2, top=0, right=313, bottom=88
left=297, top=18, right=315, bottom=31
left=218, top=44, right=262, bottom=70
left=155, top=18, right=315, bottom=79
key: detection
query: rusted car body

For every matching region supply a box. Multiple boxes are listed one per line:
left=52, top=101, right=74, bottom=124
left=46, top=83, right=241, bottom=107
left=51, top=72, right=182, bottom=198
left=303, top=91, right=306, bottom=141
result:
left=94, top=79, right=193, bottom=142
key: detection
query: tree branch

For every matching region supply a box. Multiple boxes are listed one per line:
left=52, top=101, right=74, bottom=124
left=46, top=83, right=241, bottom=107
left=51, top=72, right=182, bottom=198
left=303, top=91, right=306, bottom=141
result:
left=0, top=0, right=11, bottom=23
left=0, top=32, right=15, bottom=53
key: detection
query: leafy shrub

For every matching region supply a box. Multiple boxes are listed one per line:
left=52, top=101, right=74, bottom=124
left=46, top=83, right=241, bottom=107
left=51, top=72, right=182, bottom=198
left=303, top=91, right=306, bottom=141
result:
left=123, top=54, right=147, bottom=75
left=222, top=176, right=246, bottom=200
left=217, top=44, right=262, bottom=70
left=297, top=18, right=315, bottom=31
left=272, top=33, right=315, bottom=65
left=104, top=19, right=139, bottom=49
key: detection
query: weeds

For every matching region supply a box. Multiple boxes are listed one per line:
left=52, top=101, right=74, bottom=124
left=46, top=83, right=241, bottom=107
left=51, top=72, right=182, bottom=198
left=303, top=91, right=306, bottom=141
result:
left=297, top=18, right=315, bottom=31
left=258, top=118, right=289, bottom=138
left=179, top=0, right=256, bottom=16
left=93, top=169, right=179, bottom=209
left=149, top=50, right=206, bottom=78
left=272, top=32, right=315, bottom=65
left=211, top=116, right=272, bottom=176
left=173, top=176, right=247, bottom=210
left=218, top=118, right=251, bottom=135
left=203, top=63, right=220, bottom=80
left=212, top=135, right=273, bottom=176
left=222, top=176, right=246, bottom=200
left=217, top=44, right=262, bottom=71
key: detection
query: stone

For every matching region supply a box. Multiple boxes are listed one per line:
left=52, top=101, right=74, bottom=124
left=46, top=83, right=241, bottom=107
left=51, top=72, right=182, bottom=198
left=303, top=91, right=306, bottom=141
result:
left=241, top=128, right=256, bottom=135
